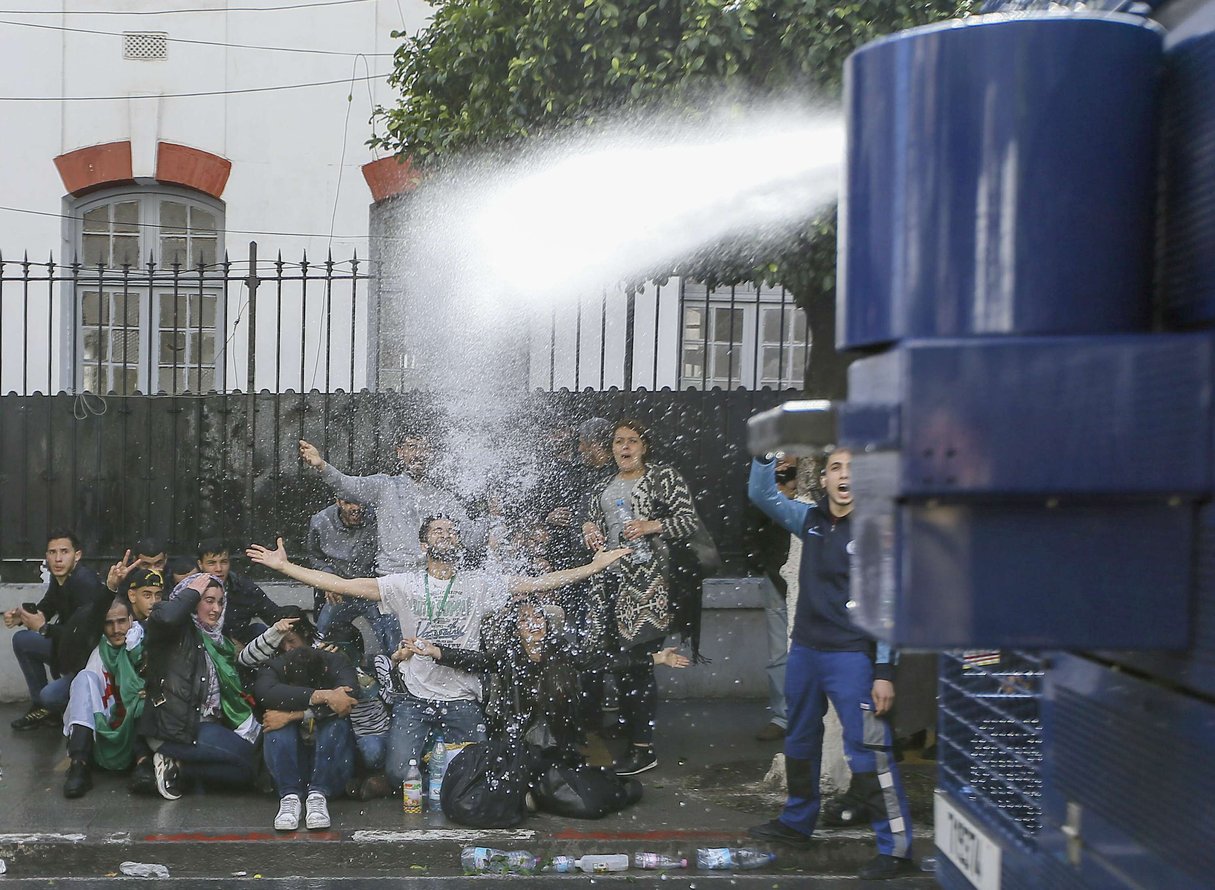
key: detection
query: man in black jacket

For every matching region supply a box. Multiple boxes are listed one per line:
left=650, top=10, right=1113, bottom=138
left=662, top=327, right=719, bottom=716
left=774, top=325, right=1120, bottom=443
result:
left=4, top=529, right=109, bottom=730
left=196, top=537, right=280, bottom=645
left=253, top=645, right=358, bottom=831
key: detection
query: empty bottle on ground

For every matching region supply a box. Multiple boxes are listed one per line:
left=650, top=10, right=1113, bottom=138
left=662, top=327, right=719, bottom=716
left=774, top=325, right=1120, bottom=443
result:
left=461, top=847, right=539, bottom=875
left=548, top=854, right=630, bottom=873
left=696, top=848, right=777, bottom=870
left=634, top=852, right=688, bottom=869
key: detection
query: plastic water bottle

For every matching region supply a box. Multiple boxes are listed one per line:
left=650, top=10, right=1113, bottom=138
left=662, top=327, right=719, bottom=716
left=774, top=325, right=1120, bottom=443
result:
left=428, top=736, right=447, bottom=806
left=402, top=760, right=422, bottom=813
left=696, top=848, right=777, bottom=870
left=548, top=854, right=630, bottom=873
left=460, top=846, right=539, bottom=875
left=614, top=498, right=652, bottom=564
left=634, top=852, right=688, bottom=869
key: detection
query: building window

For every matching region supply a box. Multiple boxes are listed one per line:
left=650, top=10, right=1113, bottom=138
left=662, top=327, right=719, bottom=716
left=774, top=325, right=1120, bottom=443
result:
left=71, top=187, right=224, bottom=394
left=679, top=281, right=808, bottom=389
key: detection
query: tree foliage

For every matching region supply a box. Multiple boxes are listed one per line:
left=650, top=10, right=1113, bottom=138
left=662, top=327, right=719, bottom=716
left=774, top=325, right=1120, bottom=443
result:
left=372, top=1, right=971, bottom=392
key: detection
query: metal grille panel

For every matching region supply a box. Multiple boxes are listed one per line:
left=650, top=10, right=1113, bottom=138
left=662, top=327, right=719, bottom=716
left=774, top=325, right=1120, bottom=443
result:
left=938, top=651, right=1044, bottom=842
left=123, top=32, right=168, bottom=61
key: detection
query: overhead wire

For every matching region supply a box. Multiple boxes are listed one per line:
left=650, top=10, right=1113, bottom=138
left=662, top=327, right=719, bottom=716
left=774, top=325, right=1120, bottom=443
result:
left=0, top=0, right=374, bottom=14
left=0, top=72, right=390, bottom=101
left=0, top=18, right=395, bottom=56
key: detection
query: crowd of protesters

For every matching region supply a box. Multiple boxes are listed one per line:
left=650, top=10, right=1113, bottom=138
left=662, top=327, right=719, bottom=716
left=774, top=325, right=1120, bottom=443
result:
left=2, top=416, right=919, bottom=880
left=1, top=417, right=702, bottom=833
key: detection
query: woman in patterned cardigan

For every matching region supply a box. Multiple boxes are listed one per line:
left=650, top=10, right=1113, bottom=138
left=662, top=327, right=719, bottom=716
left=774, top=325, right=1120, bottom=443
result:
left=581, top=419, right=698, bottom=776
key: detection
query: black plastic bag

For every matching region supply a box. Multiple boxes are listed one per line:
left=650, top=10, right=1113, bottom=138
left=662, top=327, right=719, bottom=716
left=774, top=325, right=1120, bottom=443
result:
left=533, top=762, right=643, bottom=819
left=439, top=740, right=540, bottom=829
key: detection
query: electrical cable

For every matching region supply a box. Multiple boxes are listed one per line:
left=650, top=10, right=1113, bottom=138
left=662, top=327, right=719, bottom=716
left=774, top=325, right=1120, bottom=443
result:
left=0, top=0, right=373, bottom=15
left=0, top=72, right=389, bottom=101
left=308, top=54, right=368, bottom=389
left=0, top=18, right=395, bottom=56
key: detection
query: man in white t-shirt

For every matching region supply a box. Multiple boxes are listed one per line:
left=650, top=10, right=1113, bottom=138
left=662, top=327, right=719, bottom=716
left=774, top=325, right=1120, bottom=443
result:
left=248, top=516, right=629, bottom=787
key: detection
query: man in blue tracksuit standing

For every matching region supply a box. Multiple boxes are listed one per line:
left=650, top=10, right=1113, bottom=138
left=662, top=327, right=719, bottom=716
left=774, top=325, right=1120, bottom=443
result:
left=747, top=448, right=915, bottom=881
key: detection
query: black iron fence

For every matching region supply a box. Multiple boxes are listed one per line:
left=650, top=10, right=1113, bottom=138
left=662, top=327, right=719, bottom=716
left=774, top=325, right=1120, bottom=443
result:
left=0, top=388, right=792, bottom=579
left=0, top=244, right=812, bottom=575
left=0, top=243, right=373, bottom=398
left=1, top=246, right=808, bottom=397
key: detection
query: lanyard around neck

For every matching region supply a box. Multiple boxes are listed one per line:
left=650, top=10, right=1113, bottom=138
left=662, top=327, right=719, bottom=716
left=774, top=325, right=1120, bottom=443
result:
left=424, top=572, right=455, bottom=620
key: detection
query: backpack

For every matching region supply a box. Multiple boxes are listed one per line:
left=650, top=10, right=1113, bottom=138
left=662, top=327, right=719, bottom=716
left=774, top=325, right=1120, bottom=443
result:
left=439, top=740, right=540, bottom=829
left=532, top=759, right=643, bottom=819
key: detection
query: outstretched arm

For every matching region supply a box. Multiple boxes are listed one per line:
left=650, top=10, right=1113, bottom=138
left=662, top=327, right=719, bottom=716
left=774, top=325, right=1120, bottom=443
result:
left=300, top=439, right=385, bottom=504
left=748, top=457, right=811, bottom=535
left=246, top=538, right=381, bottom=600
left=508, top=547, right=631, bottom=594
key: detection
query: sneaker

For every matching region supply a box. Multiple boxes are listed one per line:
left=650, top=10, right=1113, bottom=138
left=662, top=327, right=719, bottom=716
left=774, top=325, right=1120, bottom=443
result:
left=304, top=792, right=330, bottom=829
left=63, top=759, right=93, bottom=799
left=613, top=747, right=657, bottom=776
left=274, top=794, right=302, bottom=831
left=10, top=706, right=52, bottom=731
left=755, top=722, right=787, bottom=742
left=747, top=818, right=814, bottom=848
left=857, top=854, right=918, bottom=880
left=128, top=757, right=156, bottom=796
left=153, top=752, right=183, bottom=801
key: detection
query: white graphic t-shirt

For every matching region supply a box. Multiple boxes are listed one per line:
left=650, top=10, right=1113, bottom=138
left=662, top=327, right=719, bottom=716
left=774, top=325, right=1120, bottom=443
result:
left=376, top=570, right=509, bottom=702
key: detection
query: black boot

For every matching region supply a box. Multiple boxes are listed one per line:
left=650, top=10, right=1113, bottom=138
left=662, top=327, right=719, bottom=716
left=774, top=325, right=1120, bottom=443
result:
left=823, top=771, right=884, bottom=826
left=64, top=759, right=93, bottom=799
left=64, top=725, right=94, bottom=799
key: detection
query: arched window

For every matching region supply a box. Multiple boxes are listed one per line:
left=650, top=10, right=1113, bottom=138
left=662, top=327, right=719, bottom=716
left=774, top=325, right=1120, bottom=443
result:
left=70, top=184, right=225, bottom=394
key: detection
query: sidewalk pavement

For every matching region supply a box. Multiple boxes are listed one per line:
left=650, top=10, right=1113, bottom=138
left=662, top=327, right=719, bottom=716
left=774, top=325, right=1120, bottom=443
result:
left=0, top=699, right=936, bottom=885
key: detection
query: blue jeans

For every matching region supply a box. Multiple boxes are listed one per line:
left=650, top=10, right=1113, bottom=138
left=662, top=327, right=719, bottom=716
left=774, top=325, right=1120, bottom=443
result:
left=782, top=645, right=913, bottom=858
left=157, top=722, right=260, bottom=789
left=761, top=577, right=789, bottom=727
left=386, top=695, right=486, bottom=786
left=316, top=599, right=402, bottom=653
left=263, top=717, right=355, bottom=799
left=356, top=733, right=387, bottom=772
left=12, top=629, right=71, bottom=712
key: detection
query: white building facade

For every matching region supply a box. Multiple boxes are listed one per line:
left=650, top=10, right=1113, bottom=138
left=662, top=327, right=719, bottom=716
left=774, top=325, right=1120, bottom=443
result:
left=0, top=0, right=432, bottom=396
left=0, top=0, right=808, bottom=397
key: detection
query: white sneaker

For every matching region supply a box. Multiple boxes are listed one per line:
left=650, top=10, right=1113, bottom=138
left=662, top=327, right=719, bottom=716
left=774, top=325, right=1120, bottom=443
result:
left=305, top=792, right=330, bottom=829
left=274, top=794, right=302, bottom=831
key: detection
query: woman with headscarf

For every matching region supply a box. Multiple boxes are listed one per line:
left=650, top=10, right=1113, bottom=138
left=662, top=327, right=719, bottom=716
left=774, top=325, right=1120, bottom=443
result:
left=580, top=419, right=699, bottom=776
left=138, top=572, right=261, bottom=800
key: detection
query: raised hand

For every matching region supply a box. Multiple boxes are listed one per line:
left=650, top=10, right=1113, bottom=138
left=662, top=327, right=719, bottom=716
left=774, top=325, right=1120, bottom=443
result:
left=272, top=615, right=299, bottom=635
left=246, top=537, right=290, bottom=571
left=299, top=439, right=324, bottom=470
left=107, top=549, right=137, bottom=591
